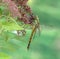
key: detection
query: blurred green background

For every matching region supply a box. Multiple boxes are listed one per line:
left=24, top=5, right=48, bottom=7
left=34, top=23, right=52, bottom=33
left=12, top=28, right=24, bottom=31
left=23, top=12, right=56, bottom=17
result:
left=0, top=0, right=60, bottom=59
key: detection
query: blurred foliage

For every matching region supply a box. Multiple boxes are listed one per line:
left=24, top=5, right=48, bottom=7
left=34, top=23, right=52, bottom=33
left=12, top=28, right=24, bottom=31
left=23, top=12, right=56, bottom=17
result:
left=28, top=0, right=60, bottom=28
left=0, top=0, right=60, bottom=59
left=0, top=3, right=24, bottom=31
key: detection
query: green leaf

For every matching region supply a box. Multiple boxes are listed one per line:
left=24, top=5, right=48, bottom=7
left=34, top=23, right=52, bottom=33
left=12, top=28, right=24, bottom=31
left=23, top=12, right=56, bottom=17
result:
left=0, top=52, right=11, bottom=59
left=0, top=16, right=24, bottom=31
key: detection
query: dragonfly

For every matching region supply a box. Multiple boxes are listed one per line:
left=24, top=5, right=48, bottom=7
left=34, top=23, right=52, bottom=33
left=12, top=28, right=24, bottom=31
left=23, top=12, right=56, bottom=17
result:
left=1, top=0, right=41, bottom=49
left=14, top=0, right=41, bottom=49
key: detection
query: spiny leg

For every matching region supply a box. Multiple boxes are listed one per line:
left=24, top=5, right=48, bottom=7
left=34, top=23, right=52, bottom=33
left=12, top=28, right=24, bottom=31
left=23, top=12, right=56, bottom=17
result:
left=36, top=16, right=41, bottom=36
left=37, top=20, right=40, bottom=36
